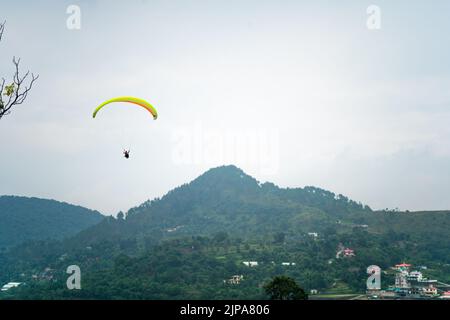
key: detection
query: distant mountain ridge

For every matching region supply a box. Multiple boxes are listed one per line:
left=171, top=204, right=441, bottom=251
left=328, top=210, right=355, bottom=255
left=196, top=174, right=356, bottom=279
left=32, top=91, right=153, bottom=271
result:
left=0, top=196, right=104, bottom=248
left=133, top=165, right=371, bottom=214
left=74, top=165, right=372, bottom=244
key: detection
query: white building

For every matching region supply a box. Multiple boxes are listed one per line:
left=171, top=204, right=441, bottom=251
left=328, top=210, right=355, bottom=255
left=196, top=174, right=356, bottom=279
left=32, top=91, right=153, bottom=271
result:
left=166, top=225, right=183, bottom=233
left=407, top=271, right=423, bottom=282
left=395, top=271, right=410, bottom=288
left=422, top=285, right=438, bottom=297
left=243, top=261, right=258, bottom=267
left=281, top=262, right=296, bottom=266
left=224, top=275, right=244, bottom=285
left=1, top=282, right=22, bottom=292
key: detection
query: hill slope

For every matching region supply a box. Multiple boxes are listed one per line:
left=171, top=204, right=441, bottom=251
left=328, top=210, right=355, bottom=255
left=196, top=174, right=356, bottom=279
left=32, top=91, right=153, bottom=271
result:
left=75, top=165, right=371, bottom=244
left=0, top=196, right=104, bottom=248
left=1, top=166, right=450, bottom=299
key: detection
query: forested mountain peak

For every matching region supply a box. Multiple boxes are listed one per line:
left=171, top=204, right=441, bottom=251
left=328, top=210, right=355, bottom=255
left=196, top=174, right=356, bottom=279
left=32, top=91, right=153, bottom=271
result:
left=74, top=165, right=372, bottom=247
left=128, top=165, right=370, bottom=219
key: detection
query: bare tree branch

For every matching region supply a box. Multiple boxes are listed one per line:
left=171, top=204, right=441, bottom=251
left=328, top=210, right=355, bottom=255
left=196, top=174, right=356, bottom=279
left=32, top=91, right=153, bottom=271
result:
left=0, top=21, right=38, bottom=120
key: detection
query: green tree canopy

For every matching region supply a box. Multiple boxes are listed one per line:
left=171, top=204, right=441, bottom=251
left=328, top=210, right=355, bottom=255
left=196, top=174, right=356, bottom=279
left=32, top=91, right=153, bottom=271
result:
left=264, top=276, right=308, bottom=300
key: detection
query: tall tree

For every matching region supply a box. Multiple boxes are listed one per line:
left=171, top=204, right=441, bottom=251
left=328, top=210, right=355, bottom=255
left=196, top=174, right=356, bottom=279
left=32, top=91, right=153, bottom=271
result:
left=264, top=276, right=308, bottom=300
left=0, top=21, right=38, bottom=120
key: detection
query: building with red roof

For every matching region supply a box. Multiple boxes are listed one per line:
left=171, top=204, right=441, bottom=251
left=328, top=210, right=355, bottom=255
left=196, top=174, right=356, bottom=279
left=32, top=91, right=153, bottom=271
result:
left=343, top=248, right=355, bottom=257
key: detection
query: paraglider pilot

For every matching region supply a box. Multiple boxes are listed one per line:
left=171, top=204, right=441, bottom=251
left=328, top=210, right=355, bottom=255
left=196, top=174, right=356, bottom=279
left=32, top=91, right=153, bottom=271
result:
left=123, top=149, right=130, bottom=159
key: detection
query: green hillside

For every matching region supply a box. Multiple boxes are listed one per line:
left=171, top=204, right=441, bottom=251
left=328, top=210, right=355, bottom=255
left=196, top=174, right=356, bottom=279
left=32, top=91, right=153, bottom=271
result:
left=1, top=166, right=449, bottom=299
left=0, top=196, right=104, bottom=249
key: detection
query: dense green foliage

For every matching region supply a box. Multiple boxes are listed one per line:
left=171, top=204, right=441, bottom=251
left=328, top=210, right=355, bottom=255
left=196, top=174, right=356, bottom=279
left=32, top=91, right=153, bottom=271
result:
left=0, top=196, right=104, bottom=249
left=73, top=165, right=372, bottom=246
left=264, top=276, right=308, bottom=300
left=1, top=166, right=449, bottom=300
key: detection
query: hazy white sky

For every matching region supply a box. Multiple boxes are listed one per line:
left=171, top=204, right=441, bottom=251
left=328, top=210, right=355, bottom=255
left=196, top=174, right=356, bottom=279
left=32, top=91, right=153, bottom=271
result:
left=1, top=0, right=450, bottom=214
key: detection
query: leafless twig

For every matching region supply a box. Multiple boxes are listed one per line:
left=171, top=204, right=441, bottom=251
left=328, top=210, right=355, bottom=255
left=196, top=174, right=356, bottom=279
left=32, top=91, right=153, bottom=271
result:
left=0, top=21, right=39, bottom=120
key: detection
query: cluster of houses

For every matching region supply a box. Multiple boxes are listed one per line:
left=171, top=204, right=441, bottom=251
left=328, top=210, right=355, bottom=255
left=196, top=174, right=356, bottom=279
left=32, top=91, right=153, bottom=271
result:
left=2, top=266, right=57, bottom=294
left=31, top=267, right=55, bottom=281
left=368, top=263, right=450, bottom=299
left=391, top=263, right=441, bottom=298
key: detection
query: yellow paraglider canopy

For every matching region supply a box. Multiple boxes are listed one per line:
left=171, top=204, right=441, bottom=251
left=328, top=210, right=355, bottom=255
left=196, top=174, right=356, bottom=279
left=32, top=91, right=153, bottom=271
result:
left=92, top=96, right=158, bottom=120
